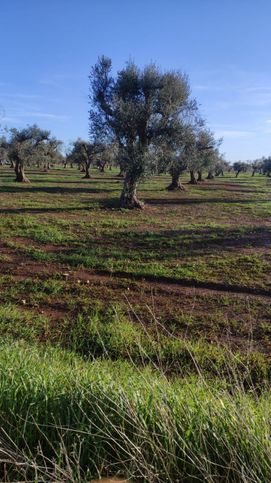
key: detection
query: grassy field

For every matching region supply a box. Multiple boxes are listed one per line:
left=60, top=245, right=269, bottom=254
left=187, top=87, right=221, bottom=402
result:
left=0, top=166, right=271, bottom=481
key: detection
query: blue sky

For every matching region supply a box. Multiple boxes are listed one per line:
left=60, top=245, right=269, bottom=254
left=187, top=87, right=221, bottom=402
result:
left=0, top=0, right=270, bottom=160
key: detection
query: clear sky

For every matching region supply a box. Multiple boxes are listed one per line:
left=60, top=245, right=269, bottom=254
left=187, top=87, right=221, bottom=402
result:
left=0, top=0, right=270, bottom=160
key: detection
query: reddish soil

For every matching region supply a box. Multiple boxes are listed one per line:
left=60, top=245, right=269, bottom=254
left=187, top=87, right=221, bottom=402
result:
left=1, top=238, right=271, bottom=355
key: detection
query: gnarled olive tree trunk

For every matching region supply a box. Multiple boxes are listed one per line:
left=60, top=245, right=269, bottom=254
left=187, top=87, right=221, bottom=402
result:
left=99, top=162, right=106, bottom=172
left=83, top=162, right=91, bottom=178
left=120, top=174, right=144, bottom=209
left=207, top=171, right=214, bottom=179
left=189, top=170, right=197, bottom=184
left=15, top=160, right=30, bottom=182
left=167, top=170, right=185, bottom=191
left=197, top=170, right=204, bottom=181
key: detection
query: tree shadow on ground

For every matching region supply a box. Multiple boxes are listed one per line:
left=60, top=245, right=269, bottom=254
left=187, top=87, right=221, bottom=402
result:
left=75, top=225, right=271, bottom=257
left=0, top=206, right=97, bottom=214
left=146, top=197, right=271, bottom=205
left=0, top=186, right=118, bottom=194
left=26, top=178, right=122, bottom=184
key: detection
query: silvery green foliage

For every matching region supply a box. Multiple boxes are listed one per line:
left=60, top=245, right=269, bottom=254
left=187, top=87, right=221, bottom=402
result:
left=89, top=57, right=195, bottom=182
left=7, top=125, right=50, bottom=166
left=34, top=137, right=63, bottom=167
left=0, top=135, right=8, bottom=162
left=188, top=128, right=220, bottom=173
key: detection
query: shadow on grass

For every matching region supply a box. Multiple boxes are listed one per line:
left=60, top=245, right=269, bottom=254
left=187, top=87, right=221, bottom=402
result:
left=26, top=177, right=122, bottom=184
left=61, top=226, right=270, bottom=267
left=147, top=197, right=271, bottom=205
left=0, top=186, right=119, bottom=194
left=0, top=208, right=89, bottom=214
left=0, top=197, right=121, bottom=214
left=107, top=269, right=271, bottom=298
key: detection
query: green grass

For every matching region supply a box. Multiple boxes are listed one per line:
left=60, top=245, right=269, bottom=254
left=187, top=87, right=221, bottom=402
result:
left=0, top=304, right=268, bottom=385
left=0, top=340, right=270, bottom=482
left=0, top=304, right=50, bottom=340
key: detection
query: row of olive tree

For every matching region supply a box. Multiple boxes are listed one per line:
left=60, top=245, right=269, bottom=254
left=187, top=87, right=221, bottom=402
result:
left=0, top=126, right=63, bottom=182
left=65, top=135, right=225, bottom=187
left=233, top=158, right=271, bottom=177
left=88, top=56, right=223, bottom=209
left=65, top=139, right=117, bottom=177
left=0, top=58, right=223, bottom=200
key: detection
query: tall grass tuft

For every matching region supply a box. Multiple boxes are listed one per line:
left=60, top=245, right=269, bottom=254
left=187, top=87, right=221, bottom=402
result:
left=0, top=339, right=270, bottom=481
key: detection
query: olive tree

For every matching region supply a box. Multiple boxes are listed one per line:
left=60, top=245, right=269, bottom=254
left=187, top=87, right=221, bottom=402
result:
left=0, top=135, right=8, bottom=165
left=96, top=142, right=118, bottom=172
left=206, top=154, right=228, bottom=179
left=188, top=128, right=220, bottom=184
left=262, top=157, right=271, bottom=176
left=4, top=125, right=51, bottom=182
left=35, top=137, right=63, bottom=171
left=251, top=158, right=264, bottom=176
left=166, top=122, right=197, bottom=190
left=68, top=139, right=103, bottom=178
left=89, top=56, right=195, bottom=208
left=233, top=161, right=248, bottom=178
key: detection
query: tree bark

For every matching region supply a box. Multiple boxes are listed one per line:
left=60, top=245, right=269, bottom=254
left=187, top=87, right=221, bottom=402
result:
left=117, top=169, right=125, bottom=178
left=15, top=161, right=30, bottom=182
left=197, top=171, right=203, bottom=182
left=167, top=171, right=185, bottom=191
left=207, top=171, right=214, bottom=179
left=83, top=164, right=91, bottom=178
left=189, top=170, right=197, bottom=184
left=120, top=175, right=144, bottom=209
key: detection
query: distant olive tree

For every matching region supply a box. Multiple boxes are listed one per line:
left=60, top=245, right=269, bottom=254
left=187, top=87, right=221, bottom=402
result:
left=4, top=125, right=52, bottom=182
left=251, top=159, right=264, bottom=176
left=166, top=122, right=197, bottom=190
left=68, top=139, right=103, bottom=178
left=233, top=161, right=248, bottom=178
left=0, top=135, right=8, bottom=165
left=35, top=137, right=63, bottom=171
left=89, top=56, right=195, bottom=208
left=262, top=157, right=271, bottom=176
left=207, top=155, right=229, bottom=179
left=96, top=142, right=118, bottom=172
left=187, top=128, right=219, bottom=184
